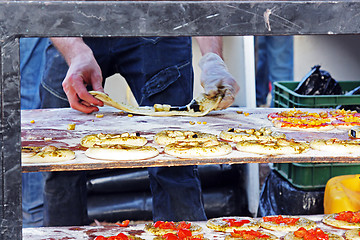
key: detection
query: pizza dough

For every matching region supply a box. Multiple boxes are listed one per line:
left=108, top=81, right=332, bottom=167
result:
left=345, top=229, right=360, bottom=240
left=154, top=130, right=217, bottom=145
left=236, top=139, right=309, bottom=155
left=90, top=91, right=222, bottom=117
left=145, top=221, right=202, bottom=236
left=22, top=145, right=75, bottom=164
left=81, top=132, right=147, bottom=148
left=225, top=229, right=279, bottom=240
left=323, top=212, right=360, bottom=229
left=284, top=228, right=344, bottom=240
left=220, top=127, right=286, bottom=142
left=310, top=139, right=360, bottom=154
left=259, top=215, right=316, bottom=231
left=206, top=216, right=259, bottom=232
left=268, top=109, right=360, bottom=131
left=85, top=144, right=159, bottom=161
left=271, top=118, right=335, bottom=132
left=164, top=139, right=232, bottom=158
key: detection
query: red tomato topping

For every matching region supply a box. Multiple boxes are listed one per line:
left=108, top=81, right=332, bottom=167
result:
left=294, top=227, right=329, bottom=240
left=335, top=211, right=360, bottom=223
left=94, top=236, right=107, bottom=240
left=294, top=227, right=307, bottom=238
left=163, top=233, right=180, bottom=240
left=224, top=218, right=251, bottom=227
left=178, top=229, right=192, bottom=238
left=116, top=220, right=130, bottom=227
left=115, top=233, right=131, bottom=240
left=154, top=221, right=177, bottom=229
left=177, top=221, right=191, bottom=230
left=262, top=215, right=299, bottom=225
left=231, top=229, right=270, bottom=239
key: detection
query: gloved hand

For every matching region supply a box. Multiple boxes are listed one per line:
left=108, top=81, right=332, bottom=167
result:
left=199, top=53, right=240, bottom=109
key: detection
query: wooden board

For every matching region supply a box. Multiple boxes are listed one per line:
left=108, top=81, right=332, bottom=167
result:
left=22, top=215, right=348, bottom=240
left=21, top=107, right=360, bottom=173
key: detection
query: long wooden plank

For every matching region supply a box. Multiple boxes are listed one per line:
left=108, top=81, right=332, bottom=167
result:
left=22, top=215, right=347, bottom=240
left=21, top=107, right=360, bottom=173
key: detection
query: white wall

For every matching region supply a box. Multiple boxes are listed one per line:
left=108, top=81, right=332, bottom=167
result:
left=294, top=35, right=360, bottom=82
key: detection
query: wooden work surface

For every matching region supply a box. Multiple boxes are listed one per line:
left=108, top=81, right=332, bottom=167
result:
left=21, top=107, right=360, bottom=173
left=22, top=215, right=348, bottom=240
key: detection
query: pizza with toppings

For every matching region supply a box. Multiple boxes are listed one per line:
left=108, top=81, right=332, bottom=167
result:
left=164, top=139, right=232, bottom=158
left=268, top=109, right=360, bottom=131
left=154, top=130, right=217, bottom=145
left=323, top=211, right=360, bottom=229
left=225, top=229, right=279, bottom=240
left=310, top=139, right=360, bottom=154
left=268, top=109, right=330, bottom=121
left=345, top=229, right=360, bottom=240
left=271, top=118, right=335, bottom=131
left=259, top=215, right=316, bottom=231
left=236, top=139, right=309, bottom=155
left=85, top=144, right=159, bottom=161
left=284, top=227, right=344, bottom=240
left=145, top=221, right=202, bottom=236
left=206, top=217, right=259, bottom=232
left=81, top=132, right=147, bottom=148
left=22, top=145, right=75, bottom=163
left=219, top=128, right=286, bottom=143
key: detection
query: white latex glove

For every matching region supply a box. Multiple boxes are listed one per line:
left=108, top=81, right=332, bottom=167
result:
left=199, top=53, right=240, bottom=109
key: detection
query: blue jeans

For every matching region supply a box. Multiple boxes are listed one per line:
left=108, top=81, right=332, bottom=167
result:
left=20, top=37, right=48, bottom=227
left=40, top=37, right=207, bottom=226
left=255, top=36, right=294, bottom=107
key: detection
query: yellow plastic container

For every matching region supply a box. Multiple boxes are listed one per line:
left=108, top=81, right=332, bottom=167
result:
left=324, top=174, right=360, bottom=214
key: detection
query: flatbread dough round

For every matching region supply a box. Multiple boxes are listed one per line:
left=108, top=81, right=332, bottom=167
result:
left=85, top=144, right=159, bottom=161
left=145, top=221, right=202, bottom=236
left=323, top=212, right=360, bottom=229
left=206, top=216, right=259, bottom=232
left=345, top=229, right=360, bottom=240
left=90, top=91, right=222, bottom=117
left=21, top=146, right=42, bottom=158
left=259, top=215, right=316, bottom=231
left=22, top=146, right=75, bottom=163
left=225, top=229, right=279, bottom=240
left=284, top=229, right=344, bottom=240
left=81, top=132, right=147, bottom=148
left=154, top=130, right=217, bottom=145
left=220, top=127, right=286, bottom=142
left=236, top=139, right=309, bottom=155
left=164, top=139, right=232, bottom=158
left=310, top=139, right=360, bottom=154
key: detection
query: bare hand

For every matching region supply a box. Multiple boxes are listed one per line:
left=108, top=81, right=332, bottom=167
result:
left=62, top=52, right=104, bottom=113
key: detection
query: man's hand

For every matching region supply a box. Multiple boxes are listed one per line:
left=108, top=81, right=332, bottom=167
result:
left=199, top=52, right=240, bottom=109
left=51, top=37, right=104, bottom=113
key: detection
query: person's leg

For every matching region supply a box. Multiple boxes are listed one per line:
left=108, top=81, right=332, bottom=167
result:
left=266, top=36, right=294, bottom=106
left=22, top=172, right=44, bottom=227
left=43, top=171, right=88, bottom=226
left=255, top=36, right=270, bottom=107
left=40, top=42, right=89, bottom=226
left=20, top=37, right=48, bottom=227
left=112, top=37, right=206, bottom=221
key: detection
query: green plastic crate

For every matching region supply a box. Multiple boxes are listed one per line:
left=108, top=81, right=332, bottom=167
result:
left=273, top=163, right=360, bottom=190
left=273, top=80, right=360, bottom=189
left=273, top=81, right=360, bottom=108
